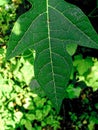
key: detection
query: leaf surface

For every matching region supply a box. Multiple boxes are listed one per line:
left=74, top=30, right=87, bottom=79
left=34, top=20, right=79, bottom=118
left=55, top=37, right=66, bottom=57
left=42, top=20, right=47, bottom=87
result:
left=6, top=0, right=98, bottom=112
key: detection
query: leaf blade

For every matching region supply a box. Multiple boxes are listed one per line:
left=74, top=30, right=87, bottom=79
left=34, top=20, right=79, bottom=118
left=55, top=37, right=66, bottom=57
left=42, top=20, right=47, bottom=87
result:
left=6, top=0, right=98, bottom=112
left=34, top=38, right=72, bottom=112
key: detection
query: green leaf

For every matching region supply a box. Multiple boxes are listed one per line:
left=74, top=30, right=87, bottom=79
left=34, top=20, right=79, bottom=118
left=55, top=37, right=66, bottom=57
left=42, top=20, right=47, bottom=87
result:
left=29, top=78, right=46, bottom=97
left=66, top=84, right=81, bottom=99
left=24, top=120, right=32, bottom=130
left=0, top=0, right=9, bottom=6
left=73, top=55, right=93, bottom=75
left=25, top=114, right=35, bottom=121
left=35, top=110, right=43, bottom=120
left=6, top=0, right=98, bottom=112
left=66, top=43, right=77, bottom=56
left=20, top=60, right=34, bottom=85
left=6, top=0, right=98, bottom=59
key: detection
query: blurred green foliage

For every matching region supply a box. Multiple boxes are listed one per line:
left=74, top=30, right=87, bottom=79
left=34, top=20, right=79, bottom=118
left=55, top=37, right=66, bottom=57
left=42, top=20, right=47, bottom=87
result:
left=73, top=55, right=98, bottom=91
left=0, top=0, right=18, bottom=44
left=67, top=54, right=98, bottom=98
left=66, top=54, right=98, bottom=129
left=0, top=46, right=61, bottom=130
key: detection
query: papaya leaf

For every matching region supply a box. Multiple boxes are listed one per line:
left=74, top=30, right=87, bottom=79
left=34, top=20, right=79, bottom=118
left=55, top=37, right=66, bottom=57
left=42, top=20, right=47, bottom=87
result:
left=6, top=0, right=98, bottom=112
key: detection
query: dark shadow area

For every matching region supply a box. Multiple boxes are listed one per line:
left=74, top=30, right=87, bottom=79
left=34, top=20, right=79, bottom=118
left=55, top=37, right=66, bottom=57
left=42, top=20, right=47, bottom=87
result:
left=60, top=86, right=98, bottom=130
left=75, top=46, right=98, bottom=59
left=16, top=0, right=32, bottom=18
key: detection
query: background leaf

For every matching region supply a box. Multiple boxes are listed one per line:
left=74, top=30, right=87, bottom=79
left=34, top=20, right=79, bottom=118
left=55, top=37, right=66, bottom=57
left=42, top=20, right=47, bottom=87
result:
left=0, top=0, right=10, bottom=6
left=66, top=43, right=77, bottom=56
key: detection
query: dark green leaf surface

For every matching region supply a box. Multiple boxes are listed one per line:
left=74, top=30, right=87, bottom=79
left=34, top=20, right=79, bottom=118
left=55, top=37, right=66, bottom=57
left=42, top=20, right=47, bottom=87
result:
left=6, top=0, right=98, bottom=112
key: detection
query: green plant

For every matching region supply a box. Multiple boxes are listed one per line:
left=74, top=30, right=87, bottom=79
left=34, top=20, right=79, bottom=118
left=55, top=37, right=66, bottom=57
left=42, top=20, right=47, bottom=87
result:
left=62, top=54, right=98, bottom=129
left=0, top=46, right=61, bottom=130
left=66, top=94, right=98, bottom=130
left=6, top=0, right=98, bottom=112
left=0, top=0, right=22, bottom=44
left=72, top=54, right=98, bottom=91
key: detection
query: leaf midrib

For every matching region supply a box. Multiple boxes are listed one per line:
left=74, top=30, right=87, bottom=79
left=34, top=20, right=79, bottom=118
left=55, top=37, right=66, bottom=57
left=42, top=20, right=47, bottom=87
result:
left=46, top=0, right=58, bottom=105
